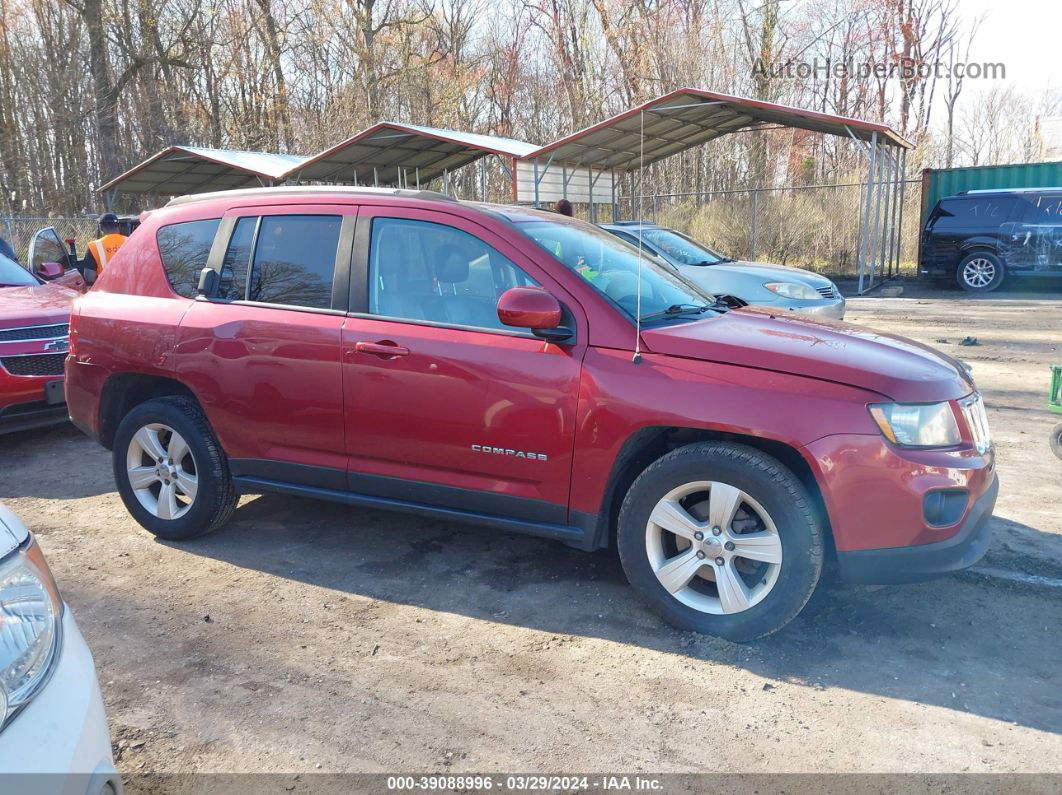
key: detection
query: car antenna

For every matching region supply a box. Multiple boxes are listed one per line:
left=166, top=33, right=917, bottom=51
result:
left=632, top=109, right=645, bottom=364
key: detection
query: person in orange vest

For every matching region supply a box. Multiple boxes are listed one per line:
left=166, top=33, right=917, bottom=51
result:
left=83, top=212, right=127, bottom=276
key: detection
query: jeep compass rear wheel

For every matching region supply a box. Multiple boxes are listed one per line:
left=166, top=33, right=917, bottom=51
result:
left=618, top=442, right=823, bottom=641
left=113, top=397, right=237, bottom=540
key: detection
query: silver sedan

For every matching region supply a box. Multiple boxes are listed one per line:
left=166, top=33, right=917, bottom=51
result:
left=600, top=222, right=846, bottom=320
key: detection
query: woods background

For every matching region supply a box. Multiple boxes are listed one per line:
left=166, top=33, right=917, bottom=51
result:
left=1, top=0, right=1058, bottom=225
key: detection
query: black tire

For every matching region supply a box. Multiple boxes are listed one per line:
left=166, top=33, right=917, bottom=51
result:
left=1051, top=423, right=1062, bottom=462
left=113, top=396, right=237, bottom=540
left=617, top=442, right=823, bottom=642
left=956, top=251, right=1004, bottom=292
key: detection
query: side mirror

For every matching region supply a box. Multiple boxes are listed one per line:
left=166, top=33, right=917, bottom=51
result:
left=197, top=267, right=219, bottom=297
left=36, top=261, right=64, bottom=280
left=497, top=287, right=572, bottom=342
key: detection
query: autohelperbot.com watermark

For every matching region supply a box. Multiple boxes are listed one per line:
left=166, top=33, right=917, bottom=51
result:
left=754, top=57, right=1006, bottom=81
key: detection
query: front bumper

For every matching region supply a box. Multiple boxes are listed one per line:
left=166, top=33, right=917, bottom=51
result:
left=803, top=433, right=997, bottom=583
left=0, top=366, right=67, bottom=434
left=0, top=609, right=121, bottom=794
left=837, top=474, right=998, bottom=584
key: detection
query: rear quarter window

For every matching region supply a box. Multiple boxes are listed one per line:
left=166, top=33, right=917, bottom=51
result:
left=930, top=198, right=1015, bottom=230
left=156, top=219, right=221, bottom=298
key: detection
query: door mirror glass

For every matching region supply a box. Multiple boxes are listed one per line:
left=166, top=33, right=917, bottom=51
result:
left=28, top=226, right=67, bottom=276
left=497, top=287, right=562, bottom=330
left=37, top=261, right=64, bottom=279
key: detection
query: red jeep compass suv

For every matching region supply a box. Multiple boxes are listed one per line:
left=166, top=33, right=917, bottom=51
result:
left=65, top=187, right=997, bottom=640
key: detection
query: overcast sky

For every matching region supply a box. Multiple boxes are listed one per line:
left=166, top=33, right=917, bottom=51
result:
left=962, top=0, right=1060, bottom=96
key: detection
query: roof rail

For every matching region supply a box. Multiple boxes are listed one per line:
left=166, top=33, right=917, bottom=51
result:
left=959, top=187, right=1062, bottom=195
left=165, top=184, right=455, bottom=207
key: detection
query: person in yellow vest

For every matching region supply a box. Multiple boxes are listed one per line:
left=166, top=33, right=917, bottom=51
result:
left=83, top=212, right=127, bottom=276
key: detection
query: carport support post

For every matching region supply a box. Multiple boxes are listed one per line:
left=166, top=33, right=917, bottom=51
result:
left=479, top=159, right=488, bottom=202
left=750, top=189, right=759, bottom=261
left=611, top=168, right=618, bottom=223
left=588, top=166, right=595, bottom=223
left=870, top=139, right=889, bottom=289
left=878, top=147, right=894, bottom=283
left=887, top=146, right=902, bottom=278
left=533, top=159, right=541, bottom=208
left=895, top=149, right=908, bottom=275
left=857, top=131, right=878, bottom=293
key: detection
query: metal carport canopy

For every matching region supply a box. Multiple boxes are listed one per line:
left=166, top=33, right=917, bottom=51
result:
left=524, top=87, right=913, bottom=170
left=282, top=122, right=539, bottom=185
left=98, top=146, right=308, bottom=195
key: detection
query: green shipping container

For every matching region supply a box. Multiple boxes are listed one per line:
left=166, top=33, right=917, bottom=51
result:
left=920, top=161, right=1062, bottom=226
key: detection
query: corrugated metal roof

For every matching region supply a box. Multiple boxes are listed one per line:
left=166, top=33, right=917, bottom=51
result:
left=524, top=88, right=912, bottom=170
left=283, top=122, right=538, bottom=184
left=98, top=146, right=309, bottom=194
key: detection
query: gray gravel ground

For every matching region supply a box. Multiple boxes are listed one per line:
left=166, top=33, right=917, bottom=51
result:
left=0, top=283, right=1059, bottom=787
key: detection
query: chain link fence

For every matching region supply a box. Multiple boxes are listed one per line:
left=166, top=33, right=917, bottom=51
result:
left=1, top=216, right=100, bottom=263
left=4, top=182, right=924, bottom=280
left=620, top=180, right=923, bottom=279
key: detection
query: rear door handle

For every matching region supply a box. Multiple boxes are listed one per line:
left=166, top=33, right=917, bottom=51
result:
left=353, top=340, right=410, bottom=358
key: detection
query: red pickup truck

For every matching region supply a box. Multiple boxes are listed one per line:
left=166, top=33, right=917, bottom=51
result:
left=65, top=187, right=997, bottom=640
left=0, top=229, right=86, bottom=433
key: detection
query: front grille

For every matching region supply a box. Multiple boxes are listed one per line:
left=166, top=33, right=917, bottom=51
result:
left=0, top=353, right=66, bottom=377
left=816, top=285, right=837, bottom=299
left=0, top=324, right=69, bottom=342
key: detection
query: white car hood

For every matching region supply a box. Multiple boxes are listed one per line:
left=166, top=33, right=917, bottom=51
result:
left=0, top=502, right=30, bottom=558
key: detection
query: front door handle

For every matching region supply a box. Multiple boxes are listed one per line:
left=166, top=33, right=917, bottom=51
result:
left=353, top=340, right=410, bottom=359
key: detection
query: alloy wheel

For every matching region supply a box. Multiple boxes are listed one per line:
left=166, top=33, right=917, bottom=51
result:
left=962, top=258, right=996, bottom=289
left=645, top=480, right=782, bottom=615
left=126, top=423, right=198, bottom=520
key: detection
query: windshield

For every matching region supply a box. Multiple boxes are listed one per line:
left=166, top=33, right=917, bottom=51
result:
left=640, top=228, right=727, bottom=266
left=0, top=253, right=37, bottom=288
left=518, top=219, right=720, bottom=324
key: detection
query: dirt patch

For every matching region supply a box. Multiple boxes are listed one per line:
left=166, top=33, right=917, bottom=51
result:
left=1, top=283, right=1060, bottom=779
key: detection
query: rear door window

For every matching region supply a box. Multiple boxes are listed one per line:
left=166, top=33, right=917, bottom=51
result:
left=247, top=215, right=342, bottom=309
left=157, top=219, right=220, bottom=298
left=1016, top=193, right=1062, bottom=225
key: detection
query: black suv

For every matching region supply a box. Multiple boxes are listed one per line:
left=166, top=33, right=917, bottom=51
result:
left=920, top=188, right=1062, bottom=291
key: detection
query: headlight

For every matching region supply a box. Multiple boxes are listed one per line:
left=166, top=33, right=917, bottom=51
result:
left=763, top=282, right=822, bottom=300
left=0, top=537, right=62, bottom=729
left=868, top=401, right=961, bottom=448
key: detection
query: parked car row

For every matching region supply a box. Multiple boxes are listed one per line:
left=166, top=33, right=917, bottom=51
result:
left=1, top=185, right=1003, bottom=784
left=59, top=185, right=994, bottom=645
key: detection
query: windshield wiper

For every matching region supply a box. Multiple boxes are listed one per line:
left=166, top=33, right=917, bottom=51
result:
left=639, top=303, right=717, bottom=323
left=712, top=257, right=736, bottom=264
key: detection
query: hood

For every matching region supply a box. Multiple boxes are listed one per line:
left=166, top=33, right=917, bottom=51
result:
left=708, top=261, right=834, bottom=287
left=641, top=306, right=974, bottom=402
left=0, top=284, right=77, bottom=328
left=0, top=503, right=30, bottom=560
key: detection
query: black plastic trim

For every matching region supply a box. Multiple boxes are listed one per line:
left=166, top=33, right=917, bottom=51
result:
left=231, top=473, right=591, bottom=548
left=228, top=458, right=587, bottom=546
left=229, top=459, right=346, bottom=490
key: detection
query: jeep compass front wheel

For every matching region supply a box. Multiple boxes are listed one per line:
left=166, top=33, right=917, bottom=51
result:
left=618, top=442, right=823, bottom=641
left=113, top=397, right=238, bottom=540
